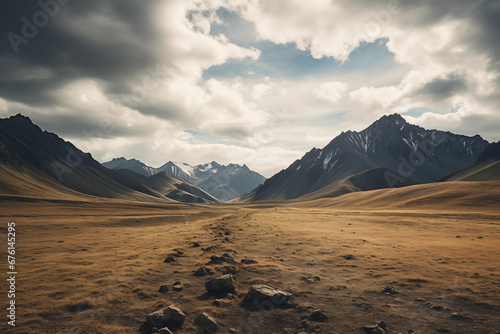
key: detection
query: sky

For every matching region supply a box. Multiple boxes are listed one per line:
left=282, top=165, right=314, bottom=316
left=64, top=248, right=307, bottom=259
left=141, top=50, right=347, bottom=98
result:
left=0, top=0, right=499, bottom=177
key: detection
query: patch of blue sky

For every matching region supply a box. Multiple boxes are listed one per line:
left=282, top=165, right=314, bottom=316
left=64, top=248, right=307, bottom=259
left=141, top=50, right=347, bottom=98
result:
left=404, top=107, right=438, bottom=118
left=202, top=9, right=401, bottom=81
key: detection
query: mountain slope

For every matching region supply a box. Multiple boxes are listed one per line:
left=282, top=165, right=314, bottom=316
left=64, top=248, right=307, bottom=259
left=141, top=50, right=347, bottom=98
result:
left=300, top=180, right=500, bottom=212
left=443, top=141, right=500, bottom=182
left=295, top=167, right=421, bottom=201
left=104, top=159, right=266, bottom=201
left=0, top=114, right=216, bottom=203
left=246, top=114, right=489, bottom=202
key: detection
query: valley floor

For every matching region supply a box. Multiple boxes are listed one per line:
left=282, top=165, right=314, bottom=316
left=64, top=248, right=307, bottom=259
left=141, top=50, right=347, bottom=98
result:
left=1, top=199, right=499, bottom=333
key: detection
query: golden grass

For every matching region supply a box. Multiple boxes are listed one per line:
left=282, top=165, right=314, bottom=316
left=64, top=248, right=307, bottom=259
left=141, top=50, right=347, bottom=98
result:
left=0, top=196, right=499, bottom=333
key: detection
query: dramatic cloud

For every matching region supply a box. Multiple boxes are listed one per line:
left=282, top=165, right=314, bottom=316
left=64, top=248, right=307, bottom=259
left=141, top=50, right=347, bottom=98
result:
left=0, top=0, right=498, bottom=176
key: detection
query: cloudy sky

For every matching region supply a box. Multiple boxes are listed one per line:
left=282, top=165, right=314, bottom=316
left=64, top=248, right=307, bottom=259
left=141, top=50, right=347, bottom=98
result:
left=0, top=0, right=499, bottom=177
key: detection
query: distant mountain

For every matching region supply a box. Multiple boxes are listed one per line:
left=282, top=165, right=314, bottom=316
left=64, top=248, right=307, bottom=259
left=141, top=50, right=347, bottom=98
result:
left=0, top=114, right=217, bottom=203
left=103, top=159, right=266, bottom=201
left=245, top=114, right=489, bottom=202
left=102, top=157, right=157, bottom=177
left=443, top=141, right=500, bottom=182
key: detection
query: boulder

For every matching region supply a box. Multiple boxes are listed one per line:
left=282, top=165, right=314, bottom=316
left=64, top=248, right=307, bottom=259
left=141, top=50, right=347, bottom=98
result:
left=194, top=312, right=218, bottom=333
left=242, top=284, right=292, bottom=307
left=205, top=274, right=236, bottom=295
left=146, top=305, right=185, bottom=329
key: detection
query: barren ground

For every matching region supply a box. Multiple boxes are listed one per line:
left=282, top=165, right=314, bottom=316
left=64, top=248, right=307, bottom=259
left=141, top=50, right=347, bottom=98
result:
left=1, top=199, right=499, bottom=334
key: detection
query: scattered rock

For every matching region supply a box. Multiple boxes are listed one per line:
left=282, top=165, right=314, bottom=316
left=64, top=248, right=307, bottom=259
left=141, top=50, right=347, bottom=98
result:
left=163, top=256, right=177, bottom=263
left=193, top=242, right=201, bottom=247
left=146, top=305, right=186, bottom=329
left=309, top=310, right=329, bottom=322
left=194, top=312, right=218, bottom=333
left=172, top=249, right=185, bottom=257
left=343, top=254, right=355, bottom=260
left=424, top=302, right=445, bottom=312
left=242, top=284, right=293, bottom=308
left=172, top=282, right=184, bottom=292
left=382, top=287, right=399, bottom=295
left=158, top=285, right=169, bottom=293
left=208, top=253, right=236, bottom=265
left=228, top=328, right=240, bottom=333
left=241, top=258, right=258, bottom=264
left=205, top=274, right=236, bottom=295
left=202, top=245, right=217, bottom=252
left=194, top=266, right=214, bottom=277
left=301, top=275, right=320, bottom=284
left=451, top=313, right=473, bottom=321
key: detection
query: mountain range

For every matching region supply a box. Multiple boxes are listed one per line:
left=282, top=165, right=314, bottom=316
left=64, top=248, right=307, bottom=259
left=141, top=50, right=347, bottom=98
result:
left=0, top=114, right=217, bottom=203
left=243, top=114, right=491, bottom=201
left=1, top=113, right=498, bottom=205
left=103, top=158, right=266, bottom=201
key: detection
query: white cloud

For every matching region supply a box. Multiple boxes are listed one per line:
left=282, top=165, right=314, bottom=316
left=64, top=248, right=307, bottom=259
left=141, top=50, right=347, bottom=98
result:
left=1, top=0, right=499, bottom=178
left=313, top=81, right=349, bottom=103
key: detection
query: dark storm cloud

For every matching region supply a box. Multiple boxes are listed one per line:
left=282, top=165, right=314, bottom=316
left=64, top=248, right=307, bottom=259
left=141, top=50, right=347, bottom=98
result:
left=0, top=0, right=159, bottom=105
left=469, top=0, right=500, bottom=70
left=414, top=73, right=468, bottom=100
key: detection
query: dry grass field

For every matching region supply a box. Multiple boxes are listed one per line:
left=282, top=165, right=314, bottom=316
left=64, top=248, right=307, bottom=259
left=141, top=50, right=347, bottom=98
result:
left=1, top=187, right=499, bottom=334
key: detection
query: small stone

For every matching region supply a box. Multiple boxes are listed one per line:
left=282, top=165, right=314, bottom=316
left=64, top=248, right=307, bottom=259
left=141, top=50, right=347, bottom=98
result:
left=193, top=241, right=201, bottom=247
left=194, top=266, right=211, bottom=277
left=382, top=287, right=398, bottom=295
left=172, top=284, right=183, bottom=292
left=241, top=258, right=258, bottom=264
left=343, top=254, right=355, bottom=260
left=205, top=274, right=236, bottom=295
left=202, top=245, right=216, bottom=252
left=194, top=312, right=218, bottom=333
left=163, top=256, right=177, bottom=263
left=424, top=302, right=445, bottom=312
left=158, top=285, right=169, bottom=293
left=309, top=310, right=329, bottom=322
left=208, top=253, right=236, bottom=264
left=451, top=313, right=473, bottom=321
left=229, top=329, right=240, bottom=333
